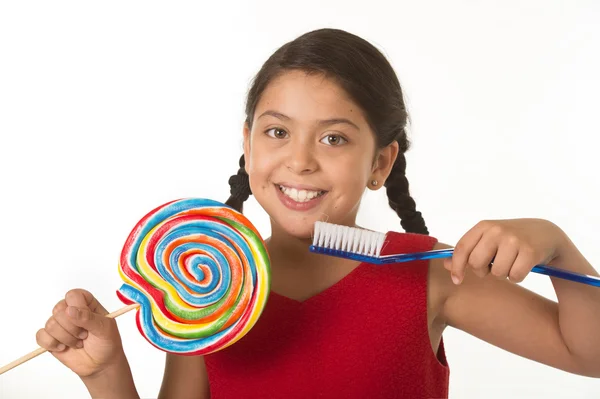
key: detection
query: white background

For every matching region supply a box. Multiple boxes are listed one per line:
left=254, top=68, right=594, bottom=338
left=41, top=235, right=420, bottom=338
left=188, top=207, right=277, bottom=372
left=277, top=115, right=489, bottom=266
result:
left=1, top=1, right=599, bottom=398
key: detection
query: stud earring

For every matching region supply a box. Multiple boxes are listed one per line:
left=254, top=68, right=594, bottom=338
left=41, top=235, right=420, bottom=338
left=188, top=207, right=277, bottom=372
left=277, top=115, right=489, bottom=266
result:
left=370, top=179, right=378, bottom=187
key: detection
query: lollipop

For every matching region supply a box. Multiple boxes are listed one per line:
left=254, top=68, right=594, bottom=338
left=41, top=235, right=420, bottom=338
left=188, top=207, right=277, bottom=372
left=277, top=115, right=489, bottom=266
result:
left=116, top=198, right=271, bottom=355
left=0, top=198, right=270, bottom=375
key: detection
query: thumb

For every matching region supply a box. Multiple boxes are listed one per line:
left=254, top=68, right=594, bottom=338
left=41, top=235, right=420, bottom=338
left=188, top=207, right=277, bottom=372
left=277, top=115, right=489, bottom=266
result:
left=67, top=306, right=113, bottom=338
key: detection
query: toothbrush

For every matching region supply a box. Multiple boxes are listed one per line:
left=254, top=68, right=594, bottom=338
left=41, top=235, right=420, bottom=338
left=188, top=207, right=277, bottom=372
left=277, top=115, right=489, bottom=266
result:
left=309, top=221, right=600, bottom=288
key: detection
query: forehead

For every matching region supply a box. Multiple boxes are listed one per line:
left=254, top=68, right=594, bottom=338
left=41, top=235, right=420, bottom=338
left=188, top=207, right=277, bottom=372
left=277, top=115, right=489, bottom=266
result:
left=255, top=70, right=367, bottom=125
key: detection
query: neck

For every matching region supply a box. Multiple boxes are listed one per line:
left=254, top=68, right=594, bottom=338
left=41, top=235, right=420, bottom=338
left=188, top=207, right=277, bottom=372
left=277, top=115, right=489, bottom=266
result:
left=264, top=217, right=363, bottom=300
left=265, top=218, right=358, bottom=271
left=265, top=225, right=318, bottom=269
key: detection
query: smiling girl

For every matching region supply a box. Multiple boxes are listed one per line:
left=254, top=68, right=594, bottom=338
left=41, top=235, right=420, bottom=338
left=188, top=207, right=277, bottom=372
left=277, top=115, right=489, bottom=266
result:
left=36, top=28, right=600, bottom=399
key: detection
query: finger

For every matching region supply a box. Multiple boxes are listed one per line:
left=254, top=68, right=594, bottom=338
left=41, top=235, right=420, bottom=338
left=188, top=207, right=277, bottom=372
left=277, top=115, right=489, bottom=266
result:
left=451, top=223, right=486, bottom=284
left=467, top=234, right=498, bottom=278
left=67, top=306, right=111, bottom=339
left=54, top=309, right=88, bottom=340
left=65, top=289, right=109, bottom=316
left=44, top=316, right=83, bottom=349
left=508, top=246, right=538, bottom=283
left=52, top=300, right=67, bottom=316
left=489, top=239, right=519, bottom=280
left=36, top=328, right=67, bottom=352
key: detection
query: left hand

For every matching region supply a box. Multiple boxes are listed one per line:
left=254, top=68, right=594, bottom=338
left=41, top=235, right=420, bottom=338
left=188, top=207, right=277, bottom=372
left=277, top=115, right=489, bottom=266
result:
left=444, top=218, right=567, bottom=285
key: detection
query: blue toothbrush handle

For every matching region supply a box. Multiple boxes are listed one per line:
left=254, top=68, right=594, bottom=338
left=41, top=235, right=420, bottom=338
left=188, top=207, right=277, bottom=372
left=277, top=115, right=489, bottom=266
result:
left=382, top=249, right=600, bottom=287
left=309, top=246, right=600, bottom=288
left=530, top=265, right=600, bottom=287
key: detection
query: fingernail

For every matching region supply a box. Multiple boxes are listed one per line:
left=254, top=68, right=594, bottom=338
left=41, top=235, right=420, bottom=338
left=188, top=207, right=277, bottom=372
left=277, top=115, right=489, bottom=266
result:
left=68, top=307, right=79, bottom=318
left=78, top=331, right=87, bottom=339
left=76, top=341, right=84, bottom=349
left=56, top=344, right=66, bottom=351
left=452, top=274, right=461, bottom=285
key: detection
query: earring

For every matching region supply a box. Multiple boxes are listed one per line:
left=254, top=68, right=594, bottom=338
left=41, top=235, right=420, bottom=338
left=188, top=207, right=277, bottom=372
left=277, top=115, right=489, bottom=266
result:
left=370, top=179, right=378, bottom=187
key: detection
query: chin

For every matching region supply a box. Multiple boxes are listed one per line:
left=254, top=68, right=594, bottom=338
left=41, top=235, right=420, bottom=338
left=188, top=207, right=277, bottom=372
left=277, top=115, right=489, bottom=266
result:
left=272, top=218, right=315, bottom=241
left=287, top=227, right=314, bottom=241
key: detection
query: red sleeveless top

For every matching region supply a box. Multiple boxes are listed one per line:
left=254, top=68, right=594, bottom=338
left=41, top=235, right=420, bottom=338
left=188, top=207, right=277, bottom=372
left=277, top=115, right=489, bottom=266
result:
left=204, top=232, right=450, bottom=398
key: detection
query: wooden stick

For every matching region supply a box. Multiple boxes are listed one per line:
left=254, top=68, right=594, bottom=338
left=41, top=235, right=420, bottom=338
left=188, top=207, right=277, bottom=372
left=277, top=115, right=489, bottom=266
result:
left=0, top=303, right=139, bottom=376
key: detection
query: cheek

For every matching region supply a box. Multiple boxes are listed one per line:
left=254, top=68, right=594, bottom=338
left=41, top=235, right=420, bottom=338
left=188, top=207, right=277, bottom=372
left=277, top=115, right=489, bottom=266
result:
left=247, top=150, right=277, bottom=190
left=249, top=153, right=271, bottom=176
left=327, top=155, right=371, bottom=187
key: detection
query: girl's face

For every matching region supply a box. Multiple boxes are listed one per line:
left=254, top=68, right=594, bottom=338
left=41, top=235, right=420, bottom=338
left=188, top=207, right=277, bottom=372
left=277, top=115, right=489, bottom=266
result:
left=243, top=70, right=397, bottom=239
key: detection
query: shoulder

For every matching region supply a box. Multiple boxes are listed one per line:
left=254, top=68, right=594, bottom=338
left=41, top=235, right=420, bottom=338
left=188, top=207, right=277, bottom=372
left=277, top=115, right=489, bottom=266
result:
left=378, top=233, right=455, bottom=336
left=378, top=231, right=449, bottom=295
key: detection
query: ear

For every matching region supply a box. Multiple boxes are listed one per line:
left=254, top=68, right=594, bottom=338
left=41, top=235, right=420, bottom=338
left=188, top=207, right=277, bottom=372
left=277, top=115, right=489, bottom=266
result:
left=370, top=141, right=399, bottom=189
left=243, top=122, right=251, bottom=172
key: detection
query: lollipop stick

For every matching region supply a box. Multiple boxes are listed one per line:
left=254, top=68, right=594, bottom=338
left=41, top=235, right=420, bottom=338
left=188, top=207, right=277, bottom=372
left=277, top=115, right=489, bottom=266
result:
left=105, top=303, right=140, bottom=318
left=0, top=303, right=139, bottom=376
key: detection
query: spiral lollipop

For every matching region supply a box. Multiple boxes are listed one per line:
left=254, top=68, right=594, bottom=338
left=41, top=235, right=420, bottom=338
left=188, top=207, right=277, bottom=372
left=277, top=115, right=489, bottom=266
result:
left=0, top=198, right=269, bottom=375
left=116, top=198, right=271, bottom=355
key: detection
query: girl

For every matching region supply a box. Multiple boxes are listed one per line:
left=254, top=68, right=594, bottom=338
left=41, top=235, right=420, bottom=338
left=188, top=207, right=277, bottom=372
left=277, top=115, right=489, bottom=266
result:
left=36, top=28, right=600, bottom=398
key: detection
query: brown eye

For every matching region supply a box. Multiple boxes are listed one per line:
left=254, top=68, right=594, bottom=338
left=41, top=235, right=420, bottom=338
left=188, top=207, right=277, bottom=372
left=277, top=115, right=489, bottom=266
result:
left=320, top=134, right=347, bottom=146
left=265, top=128, right=288, bottom=139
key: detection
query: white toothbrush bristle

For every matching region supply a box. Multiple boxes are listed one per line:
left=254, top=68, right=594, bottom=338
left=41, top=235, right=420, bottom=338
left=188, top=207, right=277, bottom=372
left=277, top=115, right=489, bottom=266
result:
left=334, top=224, right=343, bottom=250
left=375, top=234, right=385, bottom=257
left=313, top=222, right=386, bottom=257
left=348, top=227, right=357, bottom=253
left=368, top=232, right=378, bottom=256
left=357, top=229, right=366, bottom=254
left=325, top=226, right=332, bottom=248
left=341, top=226, right=349, bottom=251
left=313, top=222, right=320, bottom=246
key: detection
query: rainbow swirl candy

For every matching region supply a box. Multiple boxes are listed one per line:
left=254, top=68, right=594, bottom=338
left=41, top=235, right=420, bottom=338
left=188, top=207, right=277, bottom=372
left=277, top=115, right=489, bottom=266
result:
left=116, top=198, right=270, bottom=355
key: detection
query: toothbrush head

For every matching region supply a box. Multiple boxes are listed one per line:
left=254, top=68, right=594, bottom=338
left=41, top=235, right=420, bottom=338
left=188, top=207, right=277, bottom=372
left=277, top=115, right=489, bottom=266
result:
left=312, top=221, right=386, bottom=257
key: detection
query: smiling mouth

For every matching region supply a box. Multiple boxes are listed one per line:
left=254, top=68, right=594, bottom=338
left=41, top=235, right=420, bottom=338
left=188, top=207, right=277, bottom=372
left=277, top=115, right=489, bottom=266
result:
left=276, top=184, right=327, bottom=203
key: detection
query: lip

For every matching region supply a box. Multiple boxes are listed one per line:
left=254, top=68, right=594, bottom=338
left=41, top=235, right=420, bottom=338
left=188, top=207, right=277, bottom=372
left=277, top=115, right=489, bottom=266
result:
left=274, top=184, right=327, bottom=211
left=275, top=182, right=327, bottom=192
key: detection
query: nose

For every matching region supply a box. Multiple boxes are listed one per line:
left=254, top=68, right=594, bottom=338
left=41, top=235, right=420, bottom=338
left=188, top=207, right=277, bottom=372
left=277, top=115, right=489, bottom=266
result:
left=285, top=138, right=318, bottom=174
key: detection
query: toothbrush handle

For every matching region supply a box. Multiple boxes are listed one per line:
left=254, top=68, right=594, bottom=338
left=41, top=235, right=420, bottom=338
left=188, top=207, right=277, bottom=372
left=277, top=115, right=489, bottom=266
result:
left=531, top=265, right=600, bottom=287
left=383, top=249, right=600, bottom=287
left=381, top=248, right=454, bottom=263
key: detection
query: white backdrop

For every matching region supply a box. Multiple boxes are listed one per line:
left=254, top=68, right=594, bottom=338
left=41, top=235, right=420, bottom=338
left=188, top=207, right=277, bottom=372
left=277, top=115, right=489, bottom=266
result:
left=1, top=1, right=599, bottom=398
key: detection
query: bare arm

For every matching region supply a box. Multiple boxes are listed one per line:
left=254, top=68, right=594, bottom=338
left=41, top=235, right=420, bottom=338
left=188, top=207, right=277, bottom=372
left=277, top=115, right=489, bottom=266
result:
left=158, top=353, right=210, bottom=399
left=434, top=235, right=600, bottom=377
left=79, top=350, right=210, bottom=399
left=80, top=353, right=140, bottom=399
left=544, top=233, right=600, bottom=373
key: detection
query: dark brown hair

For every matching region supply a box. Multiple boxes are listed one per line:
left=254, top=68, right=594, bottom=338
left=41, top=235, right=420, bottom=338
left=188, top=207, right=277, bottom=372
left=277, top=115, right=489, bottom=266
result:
left=225, top=28, right=428, bottom=234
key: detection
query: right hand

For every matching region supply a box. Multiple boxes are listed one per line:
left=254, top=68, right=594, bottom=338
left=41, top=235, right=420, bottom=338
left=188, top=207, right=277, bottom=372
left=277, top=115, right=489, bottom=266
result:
left=36, top=289, right=125, bottom=378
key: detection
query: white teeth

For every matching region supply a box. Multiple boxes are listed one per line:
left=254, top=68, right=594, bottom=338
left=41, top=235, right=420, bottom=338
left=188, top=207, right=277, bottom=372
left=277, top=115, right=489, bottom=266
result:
left=278, top=185, right=323, bottom=203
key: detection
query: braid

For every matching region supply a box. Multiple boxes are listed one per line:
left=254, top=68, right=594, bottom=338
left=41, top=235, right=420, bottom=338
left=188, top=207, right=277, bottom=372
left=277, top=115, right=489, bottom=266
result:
left=225, top=154, right=252, bottom=213
left=383, top=148, right=429, bottom=235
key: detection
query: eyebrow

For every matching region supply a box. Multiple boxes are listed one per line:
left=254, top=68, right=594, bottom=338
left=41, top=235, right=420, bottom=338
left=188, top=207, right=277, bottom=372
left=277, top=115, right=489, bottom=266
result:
left=257, top=110, right=360, bottom=131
